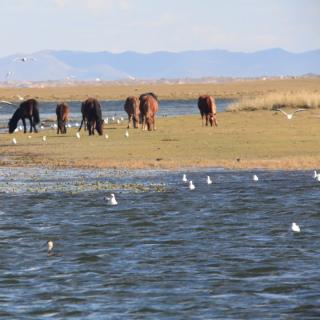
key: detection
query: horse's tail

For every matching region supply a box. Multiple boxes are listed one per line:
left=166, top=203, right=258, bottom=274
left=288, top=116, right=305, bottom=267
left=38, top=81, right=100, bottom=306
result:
left=33, top=101, right=40, bottom=124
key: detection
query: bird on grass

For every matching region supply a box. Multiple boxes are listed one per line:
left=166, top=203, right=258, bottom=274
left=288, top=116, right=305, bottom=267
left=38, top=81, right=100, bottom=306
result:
left=276, top=108, right=306, bottom=120
left=42, top=136, right=47, bottom=143
left=76, top=132, right=80, bottom=139
left=291, top=222, right=300, bottom=233
left=12, top=138, right=17, bottom=145
left=104, top=193, right=118, bottom=205
left=105, top=134, right=109, bottom=139
left=125, top=130, right=129, bottom=138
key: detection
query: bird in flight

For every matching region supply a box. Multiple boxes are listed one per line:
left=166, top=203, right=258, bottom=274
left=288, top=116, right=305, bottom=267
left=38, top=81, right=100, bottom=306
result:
left=13, top=57, right=37, bottom=62
left=276, top=108, right=306, bottom=120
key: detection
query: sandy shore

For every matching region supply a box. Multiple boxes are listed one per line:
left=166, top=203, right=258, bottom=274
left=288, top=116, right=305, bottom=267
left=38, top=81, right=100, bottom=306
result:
left=1, top=78, right=320, bottom=101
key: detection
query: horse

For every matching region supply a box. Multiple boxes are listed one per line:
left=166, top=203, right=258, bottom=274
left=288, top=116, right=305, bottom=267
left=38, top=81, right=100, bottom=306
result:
left=78, top=102, right=87, bottom=132
left=80, top=98, right=103, bottom=135
left=139, top=93, right=159, bottom=131
left=124, top=96, right=140, bottom=129
left=56, top=103, right=69, bottom=134
left=198, top=95, right=218, bottom=127
left=8, top=99, right=40, bottom=133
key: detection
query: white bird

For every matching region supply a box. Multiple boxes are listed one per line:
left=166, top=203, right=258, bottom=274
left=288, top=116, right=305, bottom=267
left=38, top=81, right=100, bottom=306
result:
left=104, top=134, right=109, bottom=139
left=104, top=118, right=109, bottom=124
left=313, top=170, right=318, bottom=179
left=28, top=135, right=32, bottom=139
left=117, top=119, right=120, bottom=124
left=253, top=174, right=259, bottom=181
left=0, top=100, right=16, bottom=106
left=125, top=130, right=129, bottom=138
left=67, top=123, right=72, bottom=128
left=112, top=116, right=115, bottom=121
left=182, top=174, right=187, bottom=183
left=316, top=175, right=320, bottom=182
left=13, top=56, right=37, bottom=62
left=18, top=125, right=23, bottom=131
left=189, top=180, right=195, bottom=190
left=40, top=125, right=44, bottom=130
left=47, top=240, right=54, bottom=253
left=12, top=138, right=17, bottom=145
left=120, top=117, right=124, bottom=121
left=104, top=193, right=118, bottom=205
left=75, top=122, right=80, bottom=127
left=42, top=136, right=47, bottom=142
left=291, top=222, right=300, bottom=233
left=76, top=132, right=80, bottom=139
left=276, top=108, right=306, bottom=120
left=207, top=176, right=213, bottom=184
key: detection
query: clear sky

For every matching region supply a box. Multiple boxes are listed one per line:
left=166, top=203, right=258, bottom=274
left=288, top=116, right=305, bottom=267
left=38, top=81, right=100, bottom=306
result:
left=0, top=0, right=319, bottom=57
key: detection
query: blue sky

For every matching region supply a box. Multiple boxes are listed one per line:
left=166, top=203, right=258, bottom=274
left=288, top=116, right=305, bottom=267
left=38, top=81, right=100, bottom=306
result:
left=0, top=0, right=319, bottom=57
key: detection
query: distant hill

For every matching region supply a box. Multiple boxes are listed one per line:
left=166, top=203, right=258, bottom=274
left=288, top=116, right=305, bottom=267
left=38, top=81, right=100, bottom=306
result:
left=0, top=48, right=319, bottom=81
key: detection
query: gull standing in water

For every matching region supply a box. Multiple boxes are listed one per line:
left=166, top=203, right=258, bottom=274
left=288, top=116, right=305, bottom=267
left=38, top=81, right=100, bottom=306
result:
left=47, top=240, right=54, bottom=256
left=207, top=176, right=213, bottom=184
left=182, top=174, right=187, bottom=183
left=189, top=180, right=195, bottom=190
left=253, top=174, right=259, bottom=181
left=104, top=193, right=118, bottom=205
left=276, top=108, right=306, bottom=120
left=291, top=222, right=300, bottom=233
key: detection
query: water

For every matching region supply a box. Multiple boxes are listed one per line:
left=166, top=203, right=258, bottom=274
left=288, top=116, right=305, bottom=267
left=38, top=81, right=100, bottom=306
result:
left=0, top=168, right=319, bottom=319
left=0, top=99, right=232, bottom=128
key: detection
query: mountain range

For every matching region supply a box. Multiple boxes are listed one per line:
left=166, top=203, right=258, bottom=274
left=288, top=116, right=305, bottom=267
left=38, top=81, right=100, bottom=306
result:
left=0, top=48, right=319, bottom=82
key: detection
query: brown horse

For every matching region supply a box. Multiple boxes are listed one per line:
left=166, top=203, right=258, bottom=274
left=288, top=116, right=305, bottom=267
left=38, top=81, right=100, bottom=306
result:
left=198, top=95, right=218, bottom=127
left=8, top=99, right=40, bottom=133
left=124, top=96, right=140, bottom=129
left=80, top=98, right=103, bottom=135
left=56, top=103, right=69, bottom=134
left=139, top=93, right=159, bottom=131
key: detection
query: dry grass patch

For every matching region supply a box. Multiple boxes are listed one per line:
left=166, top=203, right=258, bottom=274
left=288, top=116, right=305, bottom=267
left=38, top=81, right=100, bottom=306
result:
left=1, top=110, right=320, bottom=170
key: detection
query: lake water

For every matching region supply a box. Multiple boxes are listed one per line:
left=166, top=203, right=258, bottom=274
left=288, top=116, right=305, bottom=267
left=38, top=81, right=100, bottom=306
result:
left=0, top=99, right=232, bottom=129
left=0, top=167, right=319, bottom=319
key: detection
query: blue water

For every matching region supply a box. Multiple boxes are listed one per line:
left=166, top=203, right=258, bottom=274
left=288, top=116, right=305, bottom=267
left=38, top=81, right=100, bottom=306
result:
left=0, top=99, right=232, bottom=128
left=0, top=168, right=319, bottom=319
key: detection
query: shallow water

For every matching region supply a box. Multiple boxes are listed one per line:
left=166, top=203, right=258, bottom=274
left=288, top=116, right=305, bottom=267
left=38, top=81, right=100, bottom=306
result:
left=0, top=99, right=232, bottom=129
left=0, top=168, right=319, bottom=319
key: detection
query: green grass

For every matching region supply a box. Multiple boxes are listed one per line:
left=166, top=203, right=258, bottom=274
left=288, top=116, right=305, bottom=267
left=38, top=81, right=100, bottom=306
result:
left=1, top=110, right=320, bottom=170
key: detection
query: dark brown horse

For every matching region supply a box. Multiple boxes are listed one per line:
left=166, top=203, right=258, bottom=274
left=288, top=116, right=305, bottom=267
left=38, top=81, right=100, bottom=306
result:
left=8, top=99, right=40, bottom=133
left=80, top=98, right=103, bottom=135
left=56, top=103, right=70, bottom=134
left=124, top=96, right=140, bottom=129
left=139, top=93, right=159, bottom=131
left=198, top=95, right=218, bottom=127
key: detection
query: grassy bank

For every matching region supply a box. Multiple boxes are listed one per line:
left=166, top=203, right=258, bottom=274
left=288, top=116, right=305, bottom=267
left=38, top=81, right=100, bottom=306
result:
left=1, top=110, right=320, bottom=170
left=228, top=91, right=320, bottom=111
left=0, top=78, right=320, bottom=101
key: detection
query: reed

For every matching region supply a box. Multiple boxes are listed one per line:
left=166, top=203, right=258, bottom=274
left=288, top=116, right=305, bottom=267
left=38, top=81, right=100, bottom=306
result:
left=227, top=91, right=320, bottom=112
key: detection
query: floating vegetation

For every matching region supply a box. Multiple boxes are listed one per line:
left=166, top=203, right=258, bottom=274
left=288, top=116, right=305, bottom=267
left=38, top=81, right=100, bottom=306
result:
left=0, top=167, right=168, bottom=194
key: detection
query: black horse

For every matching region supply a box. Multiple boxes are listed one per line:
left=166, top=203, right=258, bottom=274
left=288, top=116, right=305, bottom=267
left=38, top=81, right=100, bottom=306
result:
left=80, top=98, right=103, bottom=135
left=8, top=99, right=40, bottom=133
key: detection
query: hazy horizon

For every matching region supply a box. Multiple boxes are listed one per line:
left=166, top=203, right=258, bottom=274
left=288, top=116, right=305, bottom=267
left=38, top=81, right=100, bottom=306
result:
left=1, top=0, right=319, bottom=58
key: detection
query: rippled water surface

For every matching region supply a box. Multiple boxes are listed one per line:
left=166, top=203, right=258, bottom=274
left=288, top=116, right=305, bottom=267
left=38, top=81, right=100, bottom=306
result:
left=0, top=168, right=319, bottom=319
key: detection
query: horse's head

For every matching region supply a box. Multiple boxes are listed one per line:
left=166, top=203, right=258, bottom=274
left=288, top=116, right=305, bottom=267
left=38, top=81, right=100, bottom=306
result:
left=8, top=117, right=17, bottom=133
left=209, top=113, right=216, bottom=127
left=96, top=119, right=104, bottom=135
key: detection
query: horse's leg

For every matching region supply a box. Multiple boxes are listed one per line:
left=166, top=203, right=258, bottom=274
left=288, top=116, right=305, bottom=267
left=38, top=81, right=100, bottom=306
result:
left=201, top=114, right=204, bottom=127
left=22, top=118, right=27, bottom=133
left=153, top=116, right=156, bottom=131
left=127, top=115, right=131, bottom=129
left=213, top=115, right=218, bottom=127
left=78, top=119, right=83, bottom=132
left=205, top=115, right=209, bottom=126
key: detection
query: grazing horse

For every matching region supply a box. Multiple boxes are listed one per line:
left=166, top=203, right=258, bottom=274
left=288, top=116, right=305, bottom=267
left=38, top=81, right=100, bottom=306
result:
left=124, top=96, right=140, bottom=129
left=198, top=95, right=218, bottom=127
left=81, top=98, right=103, bottom=135
left=139, top=93, right=159, bottom=131
left=56, top=103, right=69, bottom=134
left=8, top=99, right=40, bottom=133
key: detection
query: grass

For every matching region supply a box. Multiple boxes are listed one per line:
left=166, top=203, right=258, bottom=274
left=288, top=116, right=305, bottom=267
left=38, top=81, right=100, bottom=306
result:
left=1, top=78, right=320, bottom=101
left=228, top=91, right=320, bottom=111
left=1, top=110, right=320, bottom=170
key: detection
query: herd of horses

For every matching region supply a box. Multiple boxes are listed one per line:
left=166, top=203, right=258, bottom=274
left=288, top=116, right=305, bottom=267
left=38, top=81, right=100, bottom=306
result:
left=7, top=93, right=217, bottom=135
